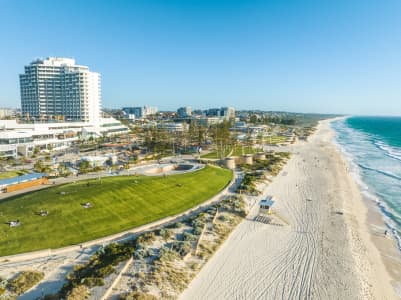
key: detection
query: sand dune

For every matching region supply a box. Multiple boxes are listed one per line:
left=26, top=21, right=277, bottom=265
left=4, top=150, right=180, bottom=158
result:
left=180, top=119, right=398, bottom=300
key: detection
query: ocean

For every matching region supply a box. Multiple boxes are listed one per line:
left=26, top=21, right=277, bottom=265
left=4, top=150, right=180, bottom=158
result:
left=332, top=116, right=401, bottom=250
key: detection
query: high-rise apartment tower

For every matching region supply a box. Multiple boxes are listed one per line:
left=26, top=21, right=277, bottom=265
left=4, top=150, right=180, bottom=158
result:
left=20, top=57, right=101, bottom=123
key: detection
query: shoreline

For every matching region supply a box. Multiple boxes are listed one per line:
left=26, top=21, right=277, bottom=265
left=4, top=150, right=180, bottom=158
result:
left=180, top=118, right=399, bottom=299
left=329, top=118, right=401, bottom=297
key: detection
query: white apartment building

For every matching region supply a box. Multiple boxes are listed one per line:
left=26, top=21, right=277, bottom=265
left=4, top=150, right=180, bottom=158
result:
left=0, top=57, right=129, bottom=159
left=157, top=122, right=188, bottom=133
left=20, top=57, right=101, bottom=124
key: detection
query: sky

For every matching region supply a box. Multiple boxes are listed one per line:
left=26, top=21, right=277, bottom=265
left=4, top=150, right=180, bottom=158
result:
left=1, top=0, right=401, bottom=115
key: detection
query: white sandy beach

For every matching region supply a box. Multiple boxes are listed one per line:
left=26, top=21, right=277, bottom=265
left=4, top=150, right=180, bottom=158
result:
left=180, top=119, right=400, bottom=300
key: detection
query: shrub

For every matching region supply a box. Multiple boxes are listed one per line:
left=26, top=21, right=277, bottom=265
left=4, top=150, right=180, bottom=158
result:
left=178, top=242, right=192, bottom=257
left=134, top=249, right=146, bottom=260
left=82, top=277, right=104, bottom=287
left=218, top=215, right=228, bottom=222
left=183, top=232, right=196, bottom=242
left=121, top=292, right=157, bottom=300
left=7, top=270, right=44, bottom=295
left=136, top=232, right=156, bottom=245
left=188, top=262, right=200, bottom=271
left=93, top=166, right=104, bottom=172
left=145, top=248, right=155, bottom=257
left=60, top=243, right=132, bottom=297
left=136, top=272, right=146, bottom=280
left=66, top=285, right=89, bottom=300
left=159, top=247, right=178, bottom=262
left=191, top=218, right=204, bottom=228
left=97, top=265, right=114, bottom=277
left=172, top=222, right=183, bottom=228
left=157, top=228, right=171, bottom=240
left=193, top=226, right=203, bottom=235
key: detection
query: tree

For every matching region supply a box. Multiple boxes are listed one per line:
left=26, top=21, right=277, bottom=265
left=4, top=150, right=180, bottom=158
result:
left=210, top=120, right=232, bottom=159
left=58, top=164, right=66, bottom=175
left=34, top=160, right=44, bottom=172
left=250, top=115, right=258, bottom=124
left=79, top=160, right=91, bottom=173
left=33, top=146, right=39, bottom=155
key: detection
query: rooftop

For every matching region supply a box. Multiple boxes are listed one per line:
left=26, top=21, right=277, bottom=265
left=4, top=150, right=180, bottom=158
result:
left=31, top=57, right=76, bottom=67
left=260, top=198, right=275, bottom=207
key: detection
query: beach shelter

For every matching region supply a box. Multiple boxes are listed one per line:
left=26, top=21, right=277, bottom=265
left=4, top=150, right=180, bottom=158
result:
left=259, top=197, right=275, bottom=215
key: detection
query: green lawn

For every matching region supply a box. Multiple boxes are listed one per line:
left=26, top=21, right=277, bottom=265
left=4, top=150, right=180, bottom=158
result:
left=231, top=146, right=257, bottom=156
left=0, top=171, right=28, bottom=180
left=201, top=148, right=232, bottom=159
left=201, top=145, right=260, bottom=159
left=264, top=135, right=288, bottom=144
left=0, top=166, right=232, bottom=256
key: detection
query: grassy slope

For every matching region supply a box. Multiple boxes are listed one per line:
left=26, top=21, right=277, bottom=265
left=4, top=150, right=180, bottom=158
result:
left=202, top=146, right=257, bottom=159
left=0, top=166, right=232, bottom=256
left=264, top=136, right=288, bottom=144
left=231, top=146, right=256, bottom=156
left=201, top=148, right=232, bottom=159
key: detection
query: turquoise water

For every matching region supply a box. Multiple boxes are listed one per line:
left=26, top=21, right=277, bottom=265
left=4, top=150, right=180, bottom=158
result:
left=332, top=116, right=401, bottom=249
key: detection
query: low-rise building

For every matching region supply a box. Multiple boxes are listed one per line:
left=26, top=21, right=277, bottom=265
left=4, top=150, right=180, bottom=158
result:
left=0, top=117, right=128, bottom=158
left=194, top=117, right=223, bottom=127
left=157, top=122, right=188, bottom=132
left=122, top=106, right=158, bottom=119
left=0, top=108, right=16, bottom=119
left=177, top=106, right=192, bottom=118
left=205, top=107, right=235, bottom=120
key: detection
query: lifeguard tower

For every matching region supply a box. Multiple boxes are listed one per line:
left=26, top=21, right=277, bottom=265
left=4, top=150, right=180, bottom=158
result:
left=259, top=197, right=275, bottom=215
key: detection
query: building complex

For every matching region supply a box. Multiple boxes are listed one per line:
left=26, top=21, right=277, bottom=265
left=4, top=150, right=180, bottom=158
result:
left=0, top=57, right=128, bottom=159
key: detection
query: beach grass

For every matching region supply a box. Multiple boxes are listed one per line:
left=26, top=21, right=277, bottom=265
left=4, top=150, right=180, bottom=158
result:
left=0, top=166, right=232, bottom=256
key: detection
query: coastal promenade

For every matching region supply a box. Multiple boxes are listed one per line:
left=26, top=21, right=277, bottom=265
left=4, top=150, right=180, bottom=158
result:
left=180, top=119, right=399, bottom=300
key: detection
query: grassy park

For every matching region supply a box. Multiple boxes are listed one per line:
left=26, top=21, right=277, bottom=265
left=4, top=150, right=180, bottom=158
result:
left=265, top=135, right=288, bottom=144
left=201, top=145, right=257, bottom=159
left=231, top=145, right=258, bottom=156
left=0, top=166, right=232, bottom=256
left=201, top=148, right=232, bottom=159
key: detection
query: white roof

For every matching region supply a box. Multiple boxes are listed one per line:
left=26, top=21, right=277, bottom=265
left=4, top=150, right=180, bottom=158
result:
left=0, top=131, right=33, bottom=139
